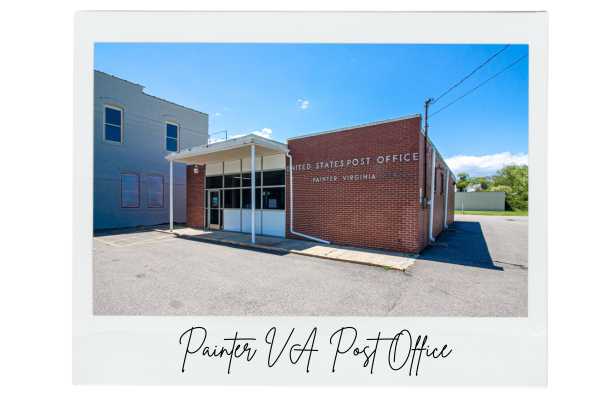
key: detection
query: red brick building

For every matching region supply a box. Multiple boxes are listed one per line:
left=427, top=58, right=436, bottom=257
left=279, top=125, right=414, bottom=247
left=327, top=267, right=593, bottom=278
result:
left=167, top=114, right=455, bottom=254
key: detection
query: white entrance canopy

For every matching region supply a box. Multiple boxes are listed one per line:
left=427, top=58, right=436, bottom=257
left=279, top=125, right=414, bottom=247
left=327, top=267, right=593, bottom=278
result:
left=165, top=134, right=289, bottom=244
left=166, top=134, right=289, bottom=165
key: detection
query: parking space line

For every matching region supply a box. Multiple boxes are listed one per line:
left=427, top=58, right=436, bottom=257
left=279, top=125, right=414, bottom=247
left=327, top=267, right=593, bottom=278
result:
left=94, top=232, right=176, bottom=247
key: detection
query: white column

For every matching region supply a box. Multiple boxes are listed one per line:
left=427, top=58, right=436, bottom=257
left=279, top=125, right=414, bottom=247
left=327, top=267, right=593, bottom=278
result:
left=250, top=144, right=256, bottom=244
left=444, top=168, right=449, bottom=229
left=428, top=149, right=436, bottom=242
left=169, top=160, right=174, bottom=232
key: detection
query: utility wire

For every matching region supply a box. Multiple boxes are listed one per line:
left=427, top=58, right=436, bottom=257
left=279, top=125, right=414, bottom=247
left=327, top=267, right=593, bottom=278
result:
left=431, top=44, right=511, bottom=105
left=429, top=53, right=527, bottom=118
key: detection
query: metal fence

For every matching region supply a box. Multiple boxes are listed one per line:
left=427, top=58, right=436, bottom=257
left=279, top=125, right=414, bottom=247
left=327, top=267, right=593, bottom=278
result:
left=455, top=191, right=506, bottom=211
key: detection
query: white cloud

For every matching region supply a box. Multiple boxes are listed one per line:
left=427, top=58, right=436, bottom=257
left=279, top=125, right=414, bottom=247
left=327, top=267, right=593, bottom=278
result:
left=214, top=112, right=222, bottom=117
left=250, top=128, right=273, bottom=139
left=297, top=98, right=310, bottom=110
left=446, top=152, right=528, bottom=177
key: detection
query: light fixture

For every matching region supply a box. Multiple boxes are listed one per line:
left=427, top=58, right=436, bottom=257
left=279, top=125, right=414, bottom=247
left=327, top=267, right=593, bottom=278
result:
left=193, top=165, right=199, bottom=174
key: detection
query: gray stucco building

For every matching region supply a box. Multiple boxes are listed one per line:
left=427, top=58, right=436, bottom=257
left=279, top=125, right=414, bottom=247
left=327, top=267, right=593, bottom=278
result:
left=94, top=70, right=208, bottom=230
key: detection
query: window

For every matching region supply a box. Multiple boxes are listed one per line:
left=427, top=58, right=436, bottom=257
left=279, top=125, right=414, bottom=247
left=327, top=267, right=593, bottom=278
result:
left=242, top=188, right=262, bottom=209
left=262, top=170, right=285, bottom=186
left=206, top=175, right=223, bottom=189
left=223, top=189, right=241, bottom=208
left=205, top=164, right=286, bottom=213
left=262, top=187, right=285, bottom=210
left=121, top=173, right=139, bottom=208
left=242, top=172, right=262, bottom=187
left=147, top=175, right=164, bottom=208
left=104, top=105, right=122, bottom=143
left=166, top=122, right=179, bottom=151
left=224, top=173, right=242, bottom=188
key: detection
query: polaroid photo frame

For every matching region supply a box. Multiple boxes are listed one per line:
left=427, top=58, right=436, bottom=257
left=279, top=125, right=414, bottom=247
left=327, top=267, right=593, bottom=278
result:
left=74, top=11, right=547, bottom=385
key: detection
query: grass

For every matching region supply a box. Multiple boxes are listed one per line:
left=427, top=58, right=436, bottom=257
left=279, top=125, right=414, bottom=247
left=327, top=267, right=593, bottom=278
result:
left=455, top=210, right=528, bottom=216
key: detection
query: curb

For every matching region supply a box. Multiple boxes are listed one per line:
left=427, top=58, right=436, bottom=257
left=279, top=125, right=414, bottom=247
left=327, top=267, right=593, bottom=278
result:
left=175, top=233, right=289, bottom=255
left=286, top=249, right=414, bottom=271
left=168, top=231, right=415, bottom=271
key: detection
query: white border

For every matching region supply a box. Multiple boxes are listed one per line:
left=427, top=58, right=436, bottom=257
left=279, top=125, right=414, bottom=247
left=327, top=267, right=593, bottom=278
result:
left=74, top=11, right=547, bottom=385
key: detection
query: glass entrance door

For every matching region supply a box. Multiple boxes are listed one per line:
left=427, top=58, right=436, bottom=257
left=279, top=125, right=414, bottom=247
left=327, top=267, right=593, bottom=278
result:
left=208, top=190, right=221, bottom=229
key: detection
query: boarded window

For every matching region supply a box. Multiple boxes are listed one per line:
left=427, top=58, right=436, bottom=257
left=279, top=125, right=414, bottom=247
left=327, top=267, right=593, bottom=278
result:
left=121, top=173, right=139, bottom=208
left=147, top=175, right=164, bottom=208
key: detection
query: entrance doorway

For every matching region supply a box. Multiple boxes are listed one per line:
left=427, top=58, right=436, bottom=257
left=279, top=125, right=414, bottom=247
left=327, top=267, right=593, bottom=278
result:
left=207, top=190, right=221, bottom=230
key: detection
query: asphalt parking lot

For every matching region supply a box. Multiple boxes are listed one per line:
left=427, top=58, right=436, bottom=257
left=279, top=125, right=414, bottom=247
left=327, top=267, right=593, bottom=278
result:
left=93, top=214, right=527, bottom=317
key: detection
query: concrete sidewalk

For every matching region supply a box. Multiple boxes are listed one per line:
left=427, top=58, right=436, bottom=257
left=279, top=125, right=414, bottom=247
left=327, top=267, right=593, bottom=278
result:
left=155, top=226, right=416, bottom=271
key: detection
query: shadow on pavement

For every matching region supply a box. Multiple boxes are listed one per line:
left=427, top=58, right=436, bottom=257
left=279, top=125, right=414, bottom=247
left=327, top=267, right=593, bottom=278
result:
left=174, top=233, right=289, bottom=256
left=419, top=221, right=501, bottom=270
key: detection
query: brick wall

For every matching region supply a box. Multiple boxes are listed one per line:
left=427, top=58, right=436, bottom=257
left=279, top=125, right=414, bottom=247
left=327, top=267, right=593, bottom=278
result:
left=287, top=116, right=426, bottom=253
left=182, top=116, right=455, bottom=253
left=186, top=165, right=205, bottom=228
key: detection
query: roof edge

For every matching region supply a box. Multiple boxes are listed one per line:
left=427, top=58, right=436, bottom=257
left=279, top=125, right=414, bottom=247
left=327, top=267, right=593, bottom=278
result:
left=166, top=133, right=288, bottom=161
left=287, top=114, right=421, bottom=141
left=94, top=69, right=209, bottom=117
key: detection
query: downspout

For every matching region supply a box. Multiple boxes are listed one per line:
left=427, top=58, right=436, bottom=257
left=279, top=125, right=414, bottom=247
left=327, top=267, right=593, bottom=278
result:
left=428, top=149, right=436, bottom=242
left=169, top=160, right=174, bottom=232
left=443, top=167, right=449, bottom=229
left=286, top=151, right=330, bottom=244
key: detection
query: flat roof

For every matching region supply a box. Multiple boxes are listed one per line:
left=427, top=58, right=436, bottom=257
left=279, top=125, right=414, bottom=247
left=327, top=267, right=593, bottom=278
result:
left=287, top=114, right=421, bottom=141
left=95, top=70, right=209, bottom=116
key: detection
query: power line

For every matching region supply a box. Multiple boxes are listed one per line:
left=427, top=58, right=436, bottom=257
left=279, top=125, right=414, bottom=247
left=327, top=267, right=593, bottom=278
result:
left=431, top=44, right=511, bottom=105
left=429, top=53, right=527, bottom=118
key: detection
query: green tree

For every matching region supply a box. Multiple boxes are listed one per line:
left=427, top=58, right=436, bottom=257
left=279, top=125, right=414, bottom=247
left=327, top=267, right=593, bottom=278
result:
left=456, top=172, right=471, bottom=192
left=471, top=176, right=492, bottom=191
left=490, top=165, right=528, bottom=210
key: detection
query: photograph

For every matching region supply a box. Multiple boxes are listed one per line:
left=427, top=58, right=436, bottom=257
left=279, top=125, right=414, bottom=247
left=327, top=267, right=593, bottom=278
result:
left=92, top=42, right=529, bottom=317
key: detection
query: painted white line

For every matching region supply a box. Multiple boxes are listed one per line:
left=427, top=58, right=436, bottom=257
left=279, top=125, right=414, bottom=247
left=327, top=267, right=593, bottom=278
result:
left=94, top=231, right=177, bottom=247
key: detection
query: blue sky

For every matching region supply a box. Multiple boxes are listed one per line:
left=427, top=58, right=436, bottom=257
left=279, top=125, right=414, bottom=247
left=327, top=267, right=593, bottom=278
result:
left=95, top=43, right=528, bottom=176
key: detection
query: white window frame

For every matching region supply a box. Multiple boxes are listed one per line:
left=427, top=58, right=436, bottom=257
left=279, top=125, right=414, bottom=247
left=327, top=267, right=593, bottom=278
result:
left=103, top=104, right=124, bottom=144
left=146, top=174, right=165, bottom=208
left=165, top=121, right=180, bottom=152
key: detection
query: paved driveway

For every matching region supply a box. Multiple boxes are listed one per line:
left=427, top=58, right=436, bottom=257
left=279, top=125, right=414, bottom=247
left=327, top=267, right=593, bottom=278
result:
left=93, top=215, right=527, bottom=317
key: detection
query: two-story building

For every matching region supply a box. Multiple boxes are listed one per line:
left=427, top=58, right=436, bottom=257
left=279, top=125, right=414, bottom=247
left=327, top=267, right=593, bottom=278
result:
left=94, top=70, right=208, bottom=230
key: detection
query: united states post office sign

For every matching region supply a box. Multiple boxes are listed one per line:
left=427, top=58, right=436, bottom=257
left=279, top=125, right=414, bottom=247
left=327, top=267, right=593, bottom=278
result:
left=291, top=152, right=420, bottom=184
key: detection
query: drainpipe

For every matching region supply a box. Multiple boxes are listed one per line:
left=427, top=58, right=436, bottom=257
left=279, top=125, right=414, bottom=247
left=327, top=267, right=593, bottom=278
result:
left=443, top=167, right=449, bottom=229
left=428, top=149, right=436, bottom=242
left=169, top=160, right=173, bottom=232
left=286, top=151, right=330, bottom=244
